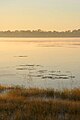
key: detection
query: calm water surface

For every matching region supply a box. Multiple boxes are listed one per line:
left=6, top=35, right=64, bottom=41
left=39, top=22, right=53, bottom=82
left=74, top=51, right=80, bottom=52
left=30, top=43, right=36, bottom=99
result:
left=0, top=38, right=80, bottom=89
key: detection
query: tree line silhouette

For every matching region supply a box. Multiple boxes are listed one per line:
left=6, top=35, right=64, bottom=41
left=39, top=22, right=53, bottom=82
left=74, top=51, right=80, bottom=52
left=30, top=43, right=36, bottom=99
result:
left=0, top=29, right=80, bottom=37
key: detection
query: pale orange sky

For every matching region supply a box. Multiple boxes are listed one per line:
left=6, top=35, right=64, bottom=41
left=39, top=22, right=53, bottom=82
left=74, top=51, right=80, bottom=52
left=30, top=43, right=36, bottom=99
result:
left=0, top=0, right=80, bottom=31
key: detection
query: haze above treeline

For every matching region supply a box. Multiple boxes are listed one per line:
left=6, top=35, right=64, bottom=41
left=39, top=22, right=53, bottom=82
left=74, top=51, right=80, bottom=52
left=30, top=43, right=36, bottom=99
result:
left=0, top=29, right=80, bottom=37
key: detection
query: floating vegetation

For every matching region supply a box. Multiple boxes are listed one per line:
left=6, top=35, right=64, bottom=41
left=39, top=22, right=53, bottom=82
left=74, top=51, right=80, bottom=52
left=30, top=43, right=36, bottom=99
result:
left=69, top=76, right=75, bottom=78
left=16, top=68, right=28, bottom=70
left=42, top=76, right=69, bottom=80
left=38, top=70, right=47, bottom=73
left=0, top=62, right=75, bottom=90
left=49, top=70, right=56, bottom=73
left=14, top=55, right=28, bottom=58
left=49, top=73, right=68, bottom=76
left=19, top=64, right=42, bottom=67
left=35, top=74, right=43, bottom=77
left=55, top=76, right=69, bottom=79
left=15, top=63, right=75, bottom=83
left=42, top=76, right=53, bottom=79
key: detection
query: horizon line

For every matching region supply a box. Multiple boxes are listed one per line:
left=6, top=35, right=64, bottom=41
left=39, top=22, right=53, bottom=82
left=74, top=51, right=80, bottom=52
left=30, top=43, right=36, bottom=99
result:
left=0, top=29, right=80, bottom=32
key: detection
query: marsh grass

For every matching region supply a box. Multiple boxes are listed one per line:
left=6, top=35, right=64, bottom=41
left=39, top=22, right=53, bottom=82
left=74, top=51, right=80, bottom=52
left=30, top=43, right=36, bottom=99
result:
left=0, top=85, right=80, bottom=120
left=8, top=87, right=80, bottom=101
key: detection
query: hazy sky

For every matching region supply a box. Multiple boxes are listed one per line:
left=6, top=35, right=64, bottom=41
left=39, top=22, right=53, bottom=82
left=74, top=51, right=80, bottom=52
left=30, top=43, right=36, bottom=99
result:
left=0, top=0, right=80, bottom=31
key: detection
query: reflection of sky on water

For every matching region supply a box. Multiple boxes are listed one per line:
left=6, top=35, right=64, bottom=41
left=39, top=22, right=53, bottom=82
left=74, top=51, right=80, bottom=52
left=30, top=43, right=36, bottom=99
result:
left=0, top=38, right=80, bottom=89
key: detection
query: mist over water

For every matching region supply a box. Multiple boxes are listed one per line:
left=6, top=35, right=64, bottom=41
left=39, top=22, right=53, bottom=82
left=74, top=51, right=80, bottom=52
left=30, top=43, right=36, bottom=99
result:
left=0, top=38, right=80, bottom=89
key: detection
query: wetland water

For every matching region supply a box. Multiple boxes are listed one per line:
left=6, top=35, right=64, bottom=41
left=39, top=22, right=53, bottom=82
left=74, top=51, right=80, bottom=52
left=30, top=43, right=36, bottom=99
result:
left=0, top=38, right=80, bottom=89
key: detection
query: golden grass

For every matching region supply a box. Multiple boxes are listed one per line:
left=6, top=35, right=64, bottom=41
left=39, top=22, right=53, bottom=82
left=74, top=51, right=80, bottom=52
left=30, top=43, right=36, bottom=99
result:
left=0, top=86, right=80, bottom=120
left=7, top=87, right=80, bottom=101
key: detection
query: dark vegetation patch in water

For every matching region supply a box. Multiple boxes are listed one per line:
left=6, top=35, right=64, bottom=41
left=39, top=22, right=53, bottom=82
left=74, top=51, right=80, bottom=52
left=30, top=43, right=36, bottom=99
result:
left=42, top=76, right=69, bottom=80
left=14, top=55, right=28, bottom=58
left=16, top=68, right=28, bottom=70
left=19, top=64, right=42, bottom=67
left=16, top=64, right=75, bottom=81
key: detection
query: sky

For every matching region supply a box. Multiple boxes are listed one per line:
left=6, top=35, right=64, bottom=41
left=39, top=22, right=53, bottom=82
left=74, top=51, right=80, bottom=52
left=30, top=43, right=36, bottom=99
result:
left=0, top=0, right=80, bottom=31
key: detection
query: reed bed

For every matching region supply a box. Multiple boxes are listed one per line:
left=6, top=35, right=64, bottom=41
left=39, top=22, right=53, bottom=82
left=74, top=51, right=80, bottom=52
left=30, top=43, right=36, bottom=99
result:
left=0, top=85, right=80, bottom=120
left=8, top=87, right=80, bottom=101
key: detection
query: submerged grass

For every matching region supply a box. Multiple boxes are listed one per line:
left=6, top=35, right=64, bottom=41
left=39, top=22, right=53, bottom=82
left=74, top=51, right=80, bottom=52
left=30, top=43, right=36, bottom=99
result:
left=0, top=85, right=80, bottom=120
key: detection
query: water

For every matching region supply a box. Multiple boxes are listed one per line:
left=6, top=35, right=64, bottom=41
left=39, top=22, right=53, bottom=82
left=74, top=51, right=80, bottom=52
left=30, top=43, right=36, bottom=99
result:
left=0, top=37, right=80, bottom=89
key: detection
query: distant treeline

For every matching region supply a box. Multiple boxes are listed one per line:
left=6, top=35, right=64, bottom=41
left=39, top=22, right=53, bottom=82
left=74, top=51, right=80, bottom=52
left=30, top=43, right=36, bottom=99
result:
left=0, top=29, right=80, bottom=37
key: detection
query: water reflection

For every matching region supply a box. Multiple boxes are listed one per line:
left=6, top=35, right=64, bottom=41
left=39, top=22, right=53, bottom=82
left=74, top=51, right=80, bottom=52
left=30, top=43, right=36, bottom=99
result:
left=0, top=38, right=80, bottom=89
